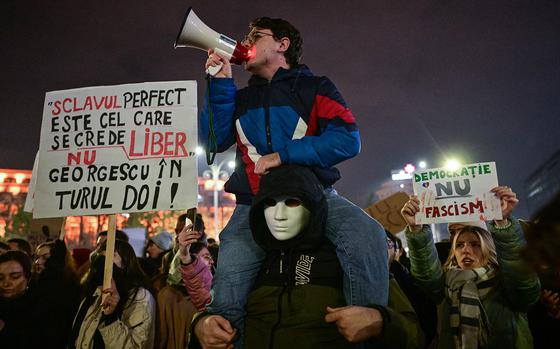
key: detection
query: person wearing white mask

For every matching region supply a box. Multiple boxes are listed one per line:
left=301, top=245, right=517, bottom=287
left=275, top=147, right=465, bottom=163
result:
left=190, top=165, right=423, bottom=349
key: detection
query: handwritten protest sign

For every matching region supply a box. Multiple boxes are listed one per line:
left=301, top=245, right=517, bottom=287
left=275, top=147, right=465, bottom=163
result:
left=412, top=162, right=502, bottom=224
left=33, top=81, right=198, bottom=218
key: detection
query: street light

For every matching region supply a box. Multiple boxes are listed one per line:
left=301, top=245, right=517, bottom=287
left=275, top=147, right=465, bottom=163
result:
left=444, top=159, right=462, bottom=171
left=202, top=159, right=234, bottom=237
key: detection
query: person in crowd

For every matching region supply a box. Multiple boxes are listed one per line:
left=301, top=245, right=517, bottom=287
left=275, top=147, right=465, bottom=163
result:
left=7, top=238, right=32, bottom=256
left=206, top=238, right=220, bottom=266
left=522, top=193, right=560, bottom=348
left=141, top=231, right=173, bottom=279
left=326, top=230, right=426, bottom=349
left=401, top=186, right=540, bottom=348
left=191, top=165, right=349, bottom=348
left=155, top=212, right=207, bottom=349
left=161, top=211, right=206, bottom=276
left=178, top=232, right=214, bottom=311
left=76, top=229, right=130, bottom=283
left=386, top=231, right=437, bottom=348
left=190, top=165, right=418, bottom=349
left=96, top=229, right=130, bottom=245
left=0, top=241, right=9, bottom=254
left=30, top=238, right=82, bottom=348
left=201, top=16, right=388, bottom=345
left=68, top=239, right=155, bottom=349
left=390, top=235, right=410, bottom=270
left=0, top=250, right=32, bottom=348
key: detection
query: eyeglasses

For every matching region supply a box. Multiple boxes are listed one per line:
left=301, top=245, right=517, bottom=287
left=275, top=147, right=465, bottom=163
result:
left=243, top=31, right=274, bottom=45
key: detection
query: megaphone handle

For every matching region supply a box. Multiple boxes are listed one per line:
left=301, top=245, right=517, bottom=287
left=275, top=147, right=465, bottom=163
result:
left=206, top=63, right=223, bottom=76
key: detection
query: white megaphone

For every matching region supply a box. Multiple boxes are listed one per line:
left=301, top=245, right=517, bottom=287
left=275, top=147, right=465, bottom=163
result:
left=175, top=7, right=252, bottom=76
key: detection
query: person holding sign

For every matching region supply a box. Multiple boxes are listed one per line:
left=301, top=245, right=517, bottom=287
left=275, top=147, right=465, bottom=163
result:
left=400, top=186, right=540, bottom=349
left=201, top=16, right=388, bottom=345
left=68, top=239, right=155, bottom=349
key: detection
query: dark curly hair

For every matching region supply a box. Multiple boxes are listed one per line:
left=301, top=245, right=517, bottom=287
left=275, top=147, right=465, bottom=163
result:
left=249, top=17, right=303, bottom=68
left=0, top=250, right=32, bottom=280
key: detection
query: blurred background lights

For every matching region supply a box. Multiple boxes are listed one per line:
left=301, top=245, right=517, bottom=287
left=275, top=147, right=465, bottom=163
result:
left=444, top=159, right=462, bottom=171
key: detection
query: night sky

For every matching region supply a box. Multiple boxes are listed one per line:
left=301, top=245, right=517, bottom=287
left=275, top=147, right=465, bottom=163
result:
left=2, top=0, right=559, bottom=217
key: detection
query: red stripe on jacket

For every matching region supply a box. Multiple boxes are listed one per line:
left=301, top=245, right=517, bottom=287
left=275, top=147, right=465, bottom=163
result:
left=313, top=95, right=356, bottom=125
left=235, top=132, right=261, bottom=195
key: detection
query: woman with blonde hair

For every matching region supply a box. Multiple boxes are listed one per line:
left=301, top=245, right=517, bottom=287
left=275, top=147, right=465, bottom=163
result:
left=401, top=186, right=540, bottom=349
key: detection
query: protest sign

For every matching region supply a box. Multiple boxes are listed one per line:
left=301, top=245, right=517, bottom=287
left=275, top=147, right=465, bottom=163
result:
left=365, top=192, right=409, bottom=234
left=33, top=81, right=198, bottom=218
left=412, top=162, right=502, bottom=224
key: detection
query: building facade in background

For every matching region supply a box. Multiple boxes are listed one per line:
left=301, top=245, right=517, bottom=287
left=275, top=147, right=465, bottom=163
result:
left=0, top=168, right=235, bottom=249
left=525, top=150, right=560, bottom=216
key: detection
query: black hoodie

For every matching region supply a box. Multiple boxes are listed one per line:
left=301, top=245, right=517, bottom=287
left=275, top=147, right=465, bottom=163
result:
left=250, top=165, right=343, bottom=289
left=245, top=165, right=349, bottom=349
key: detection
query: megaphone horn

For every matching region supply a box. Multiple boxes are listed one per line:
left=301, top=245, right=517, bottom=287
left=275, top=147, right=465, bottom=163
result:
left=175, top=7, right=252, bottom=75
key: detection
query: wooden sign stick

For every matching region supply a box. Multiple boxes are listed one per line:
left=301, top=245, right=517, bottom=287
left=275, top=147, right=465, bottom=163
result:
left=102, top=214, right=117, bottom=304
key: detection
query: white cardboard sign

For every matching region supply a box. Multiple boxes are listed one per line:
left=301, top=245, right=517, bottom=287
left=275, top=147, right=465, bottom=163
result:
left=33, top=81, right=198, bottom=218
left=412, top=162, right=502, bottom=224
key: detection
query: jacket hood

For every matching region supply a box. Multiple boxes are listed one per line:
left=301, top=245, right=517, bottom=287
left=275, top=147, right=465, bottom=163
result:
left=248, top=64, right=314, bottom=86
left=250, top=165, right=327, bottom=252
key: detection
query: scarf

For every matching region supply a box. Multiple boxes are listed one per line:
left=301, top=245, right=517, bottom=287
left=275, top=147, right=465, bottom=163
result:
left=445, top=266, right=497, bottom=349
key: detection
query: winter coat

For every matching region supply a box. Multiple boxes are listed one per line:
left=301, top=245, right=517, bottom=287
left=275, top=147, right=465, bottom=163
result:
left=244, top=165, right=348, bottom=349
left=155, top=284, right=197, bottom=349
left=180, top=254, right=212, bottom=311
left=405, top=218, right=540, bottom=349
left=371, top=277, right=425, bottom=349
left=0, top=239, right=81, bottom=349
left=0, top=293, right=31, bottom=349
left=29, top=239, right=82, bottom=348
left=155, top=250, right=211, bottom=348
left=200, top=65, right=360, bottom=204
left=71, top=287, right=155, bottom=349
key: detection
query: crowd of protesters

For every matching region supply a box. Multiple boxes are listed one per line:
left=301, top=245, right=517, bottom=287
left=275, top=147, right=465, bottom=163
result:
left=2, top=13, right=560, bottom=349
left=1, top=175, right=558, bottom=349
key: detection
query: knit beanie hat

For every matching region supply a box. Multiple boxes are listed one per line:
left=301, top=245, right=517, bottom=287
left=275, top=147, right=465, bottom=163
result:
left=150, top=231, right=173, bottom=251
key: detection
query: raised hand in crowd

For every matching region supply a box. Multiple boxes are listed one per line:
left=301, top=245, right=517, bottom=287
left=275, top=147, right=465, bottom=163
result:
left=401, top=195, right=422, bottom=232
left=194, top=314, right=236, bottom=349
left=101, top=278, right=120, bottom=315
left=325, top=305, right=383, bottom=342
left=177, top=222, right=197, bottom=263
left=490, top=185, right=519, bottom=226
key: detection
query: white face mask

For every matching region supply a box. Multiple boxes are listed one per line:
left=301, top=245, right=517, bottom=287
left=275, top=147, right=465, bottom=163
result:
left=263, top=195, right=310, bottom=241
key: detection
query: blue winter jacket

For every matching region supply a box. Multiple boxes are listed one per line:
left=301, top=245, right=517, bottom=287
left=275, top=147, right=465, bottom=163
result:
left=200, top=65, right=360, bottom=204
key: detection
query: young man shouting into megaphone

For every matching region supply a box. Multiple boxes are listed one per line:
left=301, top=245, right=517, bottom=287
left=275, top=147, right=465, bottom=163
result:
left=200, top=16, right=389, bottom=347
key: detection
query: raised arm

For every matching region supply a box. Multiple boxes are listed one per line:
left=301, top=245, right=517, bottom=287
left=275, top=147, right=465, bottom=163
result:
left=180, top=256, right=212, bottom=311
left=277, top=77, right=360, bottom=168
left=199, top=51, right=237, bottom=153
left=489, top=186, right=540, bottom=311
left=401, top=195, right=445, bottom=303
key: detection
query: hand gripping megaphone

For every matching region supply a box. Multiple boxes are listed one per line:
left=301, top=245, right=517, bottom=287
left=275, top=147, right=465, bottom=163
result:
left=175, top=7, right=252, bottom=76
